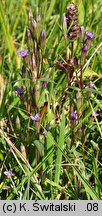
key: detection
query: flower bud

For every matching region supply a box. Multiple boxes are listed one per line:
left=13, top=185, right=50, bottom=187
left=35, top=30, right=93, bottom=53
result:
left=80, top=26, right=85, bottom=41
left=16, top=86, right=24, bottom=94
left=26, top=29, right=34, bottom=53
left=35, top=12, right=41, bottom=41
left=62, top=15, right=67, bottom=39
left=88, top=83, right=95, bottom=96
left=42, top=81, right=47, bottom=88
left=82, top=45, right=88, bottom=61
left=82, top=45, right=88, bottom=53
left=30, top=20, right=37, bottom=39
left=28, top=7, right=33, bottom=22
left=71, top=112, right=76, bottom=120
left=36, top=12, right=41, bottom=23
left=70, top=112, right=77, bottom=126
left=76, top=92, right=81, bottom=110
left=40, top=29, right=46, bottom=49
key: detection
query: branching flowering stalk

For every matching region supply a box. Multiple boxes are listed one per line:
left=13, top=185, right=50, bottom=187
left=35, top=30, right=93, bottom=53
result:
left=65, top=3, right=79, bottom=149
left=17, top=8, right=47, bottom=165
left=80, top=30, right=94, bottom=165
left=56, top=2, right=94, bottom=165
left=27, top=9, right=47, bottom=164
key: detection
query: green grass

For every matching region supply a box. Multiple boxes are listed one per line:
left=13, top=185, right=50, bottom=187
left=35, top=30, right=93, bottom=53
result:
left=0, top=0, right=102, bottom=200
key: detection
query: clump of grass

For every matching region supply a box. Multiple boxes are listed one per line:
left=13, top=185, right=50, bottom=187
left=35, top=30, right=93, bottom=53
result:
left=0, top=0, right=102, bottom=200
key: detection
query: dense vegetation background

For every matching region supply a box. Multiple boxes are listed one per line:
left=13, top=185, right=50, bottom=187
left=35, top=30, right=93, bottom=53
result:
left=0, top=0, right=102, bottom=200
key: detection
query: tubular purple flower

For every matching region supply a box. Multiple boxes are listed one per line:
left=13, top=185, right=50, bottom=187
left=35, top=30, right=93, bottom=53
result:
left=42, top=81, right=47, bottom=88
left=16, top=86, right=24, bottom=95
left=88, top=83, right=94, bottom=88
left=86, top=32, right=94, bottom=40
left=30, top=113, right=41, bottom=122
left=18, top=49, right=29, bottom=58
left=71, top=112, right=76, bottom=120
left=43, top=129, right=47, bottom=136
left=82, top=45, right=88, bottom=53
left=92, top=111, right=99, bottom=117
left=82, top=45, right=88, bottom=61
left=41, top=29, right=46, bottom=38
left=86, top=32, right=94, bottom=47
left=4, top=169, right=15, bottom=178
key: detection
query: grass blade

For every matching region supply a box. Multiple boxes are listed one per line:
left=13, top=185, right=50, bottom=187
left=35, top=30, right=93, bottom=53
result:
left=54, top=110, right=65, bottom=184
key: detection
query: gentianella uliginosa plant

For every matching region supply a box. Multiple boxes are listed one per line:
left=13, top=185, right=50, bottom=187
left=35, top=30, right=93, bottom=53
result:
left=1, top=2, right=101, bottom=200
left=16, top=8, right=48, bottom=166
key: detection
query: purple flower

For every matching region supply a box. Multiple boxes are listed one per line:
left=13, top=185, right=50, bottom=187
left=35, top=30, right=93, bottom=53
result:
left=43, top=129, right=47, bottom=136
left=42, top=81, right=47, bottom=88
left=86, top=32, right=94, bottom=40
left=4, top=169, right=15, bottom=178
left=18, top=49, right=29, bottom=57
left=30, top=113, right=41, bottom=122
left=92, top=111, right=99, bottom=117
left=88, top=83, right=94, bottom=88
left=82, top=45, right=88, bottom=53
left=71, top=112, right=76, bottom=120
left=41, top=29, right=46, bottom=38
left=16, top=86, right=24, bottom=95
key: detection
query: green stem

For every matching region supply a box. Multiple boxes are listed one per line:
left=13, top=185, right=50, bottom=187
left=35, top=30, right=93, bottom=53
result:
left=80, top=65, right=85, bottom=165
left=71, top=41, right=74, bottom=59
left=69, top=41, right=75, bottom=149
